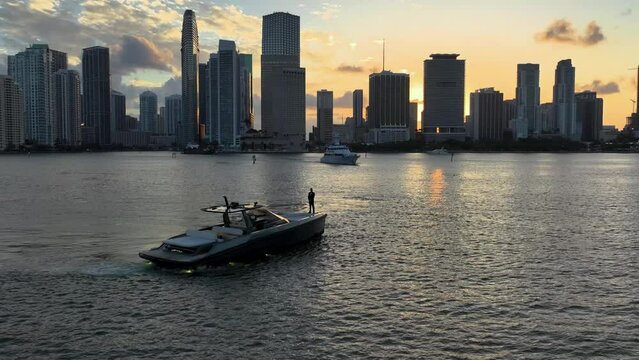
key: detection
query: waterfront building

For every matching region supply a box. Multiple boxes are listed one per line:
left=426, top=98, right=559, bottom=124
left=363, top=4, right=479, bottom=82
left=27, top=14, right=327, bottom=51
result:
left=540, top=103, right=554, bottom=133
left=353, top=89, right=364, bottom=127
left=553, top=59, right=577, bottom=140
left=111, top=90, right=126, bottom=132
left=470, top=88, right=504, bottom=141
left=165, top=94, right=181, bottom=136
left=198, top=63, right=208, bottom=138
left=159, top=106, right=166, bottom=136
left=368, top=70, right=410, bottom=144
left=139, top=91, right=158, bottom=133
left=179, top=9, right=200, bottom=147
left=516, top=64, right=541, bottom=136
left=601, top=125, right=618, bottom=142
left=317, top=89, right=333, bottom=144
left=409, top=102, right=418, bottom=140
left=422, top=54, right=466, bottom=142
left=82, top=46, right=111, bottom=145
left=0, top=75, right=24, bottom=150
left=261, top=12, right=306, bottom=151
left=52, top=70, right=81, bottom=145
left=124, top=115, right=138, bottom=131
left=575, top=91, right=603, bottom=142
left=239, top=54, right=254, bottom=133
left=8, top=44, right=67, bottom=146
left=206, top=40, right=253, bottom=148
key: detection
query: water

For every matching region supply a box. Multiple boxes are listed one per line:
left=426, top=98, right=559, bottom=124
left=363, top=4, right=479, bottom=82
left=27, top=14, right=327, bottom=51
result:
left=1, top=152, right=638, bottom=359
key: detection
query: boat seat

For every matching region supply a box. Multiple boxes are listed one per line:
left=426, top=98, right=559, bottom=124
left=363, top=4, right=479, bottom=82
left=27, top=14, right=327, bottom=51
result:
left=185, top=229, right=218, bottom=240
left=211, top=226, right=244, bottom=240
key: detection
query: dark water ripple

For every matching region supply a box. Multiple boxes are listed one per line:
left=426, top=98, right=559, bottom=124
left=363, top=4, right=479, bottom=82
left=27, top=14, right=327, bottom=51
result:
left=0, top=152, right=638, bottom=359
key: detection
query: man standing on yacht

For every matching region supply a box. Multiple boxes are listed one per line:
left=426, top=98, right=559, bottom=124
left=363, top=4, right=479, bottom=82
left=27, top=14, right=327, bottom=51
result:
left=308, top=188, right=315, bottom=214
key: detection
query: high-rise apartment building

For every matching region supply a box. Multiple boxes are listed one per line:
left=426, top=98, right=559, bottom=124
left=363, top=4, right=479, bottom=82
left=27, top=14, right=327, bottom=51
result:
left=422, top=54, right=465, bottom=141
left=553, top=59, right=577, bottom=140
left=575, top=91, right=603, bottom=142
left=179, top=9, right=200, bottom=147
left=8, top=44, right=67, bottom=145
left=368, top=70, right=410, bottom=143
left=409, top=102, right=418, bottom=140
left=139, top=90, right=158, bottom=133
left=110, top=90, right=126, bottom=132
left=470, top=88, right=504, bottom=141
left=0, top=75, right=24, bottom=150
left=353, top=89, right=364, bottom=126
left=198, top=63, right=208, bottom=139
left=261, top=12, right=306, bottom=150
left=239, top=54, right=254, bottom=133
left=53, top=69, right=81, bottom=145
left=516, top=63, right=540, bottom=136
left=165, top=94, right=182, bottom=136
left=82, top=46, right=111, bottom=145
left=316, top=89, right=333, bottom=144
left=207, top=40, right=253, bottom=148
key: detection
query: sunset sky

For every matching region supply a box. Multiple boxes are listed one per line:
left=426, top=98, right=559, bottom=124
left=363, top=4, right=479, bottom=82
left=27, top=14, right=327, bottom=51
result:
left=1, top=0, right=638, bottom=132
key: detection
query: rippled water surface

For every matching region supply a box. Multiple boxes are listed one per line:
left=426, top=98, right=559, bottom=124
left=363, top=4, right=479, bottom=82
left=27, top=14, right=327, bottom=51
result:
left=1, top=152, right=638, bottom=359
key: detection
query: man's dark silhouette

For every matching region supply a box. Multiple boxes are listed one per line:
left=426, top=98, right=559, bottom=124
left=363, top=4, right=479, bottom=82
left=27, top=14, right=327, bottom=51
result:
left=308, top=188, right=315, bottom=214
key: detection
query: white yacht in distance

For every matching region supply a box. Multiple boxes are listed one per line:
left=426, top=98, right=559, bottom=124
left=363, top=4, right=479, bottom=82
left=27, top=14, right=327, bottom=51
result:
left=320, top=144, right=360, bottom=165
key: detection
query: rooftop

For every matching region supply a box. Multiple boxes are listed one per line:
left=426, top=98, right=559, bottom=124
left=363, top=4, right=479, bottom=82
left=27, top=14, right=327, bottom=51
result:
left=430, top=54, right=460, bottom=60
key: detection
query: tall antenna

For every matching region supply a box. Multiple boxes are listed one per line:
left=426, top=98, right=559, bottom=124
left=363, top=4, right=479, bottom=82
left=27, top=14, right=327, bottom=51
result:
left=382, top=38, right=386, bottom=71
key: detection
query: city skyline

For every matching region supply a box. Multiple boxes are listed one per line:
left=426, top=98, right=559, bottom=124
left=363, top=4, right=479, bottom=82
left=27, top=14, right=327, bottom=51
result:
left=1, top=1, right=637, bottom=133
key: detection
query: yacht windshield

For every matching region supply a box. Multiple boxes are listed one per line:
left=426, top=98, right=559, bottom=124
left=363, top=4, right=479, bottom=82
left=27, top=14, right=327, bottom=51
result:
left=247, top=209, right=287, bottom=230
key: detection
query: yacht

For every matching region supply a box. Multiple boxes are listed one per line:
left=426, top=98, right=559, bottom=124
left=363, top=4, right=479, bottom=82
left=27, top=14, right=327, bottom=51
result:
left=139, top=198, right=326, bottom=269
left=427, top=147, right=449, bottom=155
left=320, top=144, right=360, bottom=165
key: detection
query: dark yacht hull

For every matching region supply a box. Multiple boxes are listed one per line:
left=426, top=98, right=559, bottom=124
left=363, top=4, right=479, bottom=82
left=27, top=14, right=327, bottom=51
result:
left=139, top=214, right=326, bottom=269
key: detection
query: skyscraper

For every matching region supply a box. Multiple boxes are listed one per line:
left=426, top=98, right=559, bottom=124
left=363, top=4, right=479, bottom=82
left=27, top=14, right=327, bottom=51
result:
left=409, top=102, right=418, bottom=140
left=422, top=54, right=465, bottom=141
left=261, top=12, right=306, bottom=150
left=53, top=70, right=81, bottom=145
left=8, top=44, right=67, bottom=146
left=110, top=90, right=126, bottom=131
left=316, top=89, right=333, bottom=144
left=540, top=103, right=554, bottom=133
left=198, top=63, right=208, bottom=138
left=207, top=41, right=254, bottom=147
left=179, top=9, right=200, bottom=147
left=368, top=70, right=410, bottom=143
left=553, top=59, right=577, bottom=140
left=0, top=75, right=24, bottom=150
left=353, top=89, right=364, bottom=126
left=575, top=91, right=603, bottom=142
left=159, top=106, right=166, bottom=136
left=165, top=94, right=182, bottom=136
left=239, top=54, right=254, bottom=133
left=470, top=88, right=504, bottom=141
left=139, top=90, right=158, bottom=133
left=82, top=46, right=111, bottom=145
left=516, top=63, right=540, bottom=136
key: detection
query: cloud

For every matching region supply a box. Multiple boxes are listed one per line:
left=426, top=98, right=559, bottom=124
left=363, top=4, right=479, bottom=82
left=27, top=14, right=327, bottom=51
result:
left=110, top=35, right=176, bottom=76
left=336, top=64, right=364, bottom=73
left=535, top=19, right=605, bottom=46
left=621, top=8, right=632, bottom=16
left=581, top=21, right=605, bottom=46
left=306, top=93, right=317, bottom=108
left=334, top=91, right=353, bottom=108
left=311, top=3, right=341, bottom=20
left=579, top=80, right=620, bottom=94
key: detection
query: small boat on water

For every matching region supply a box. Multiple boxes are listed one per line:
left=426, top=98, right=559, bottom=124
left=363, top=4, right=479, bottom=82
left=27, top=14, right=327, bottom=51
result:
left=427, top=147, right=449, bottom=155
left=139, top=197, right=326, bottom=268
left=320, top=144, right=360, bottom=165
